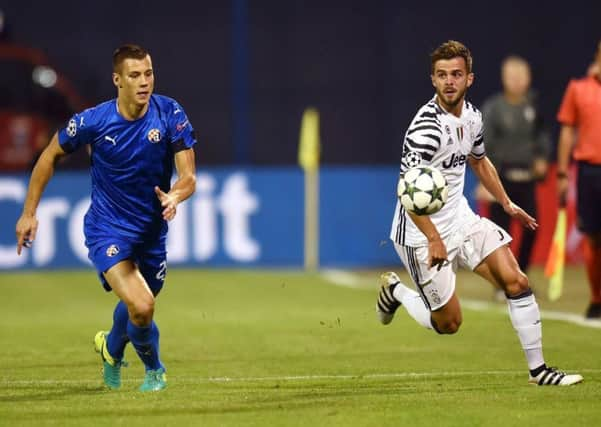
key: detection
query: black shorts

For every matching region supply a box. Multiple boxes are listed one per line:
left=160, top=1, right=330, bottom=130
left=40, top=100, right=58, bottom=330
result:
left=577, top=162, right=601, bottom=234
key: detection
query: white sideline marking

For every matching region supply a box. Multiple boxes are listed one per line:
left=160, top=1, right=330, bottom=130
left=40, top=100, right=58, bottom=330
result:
left=322, top=270, right=601, bottom=329
left=4, top=369, right=601, bottom=386
left=321, top=269, right=364, bottom=288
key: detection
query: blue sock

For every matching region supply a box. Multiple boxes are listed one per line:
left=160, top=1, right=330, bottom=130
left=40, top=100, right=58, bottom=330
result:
left=126, top=319, right=163, bottom=371
left=106, top=301, right=129, bottom=360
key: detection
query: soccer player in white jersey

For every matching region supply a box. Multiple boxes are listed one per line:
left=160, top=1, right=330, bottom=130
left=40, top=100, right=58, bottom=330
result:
left=377, top=40, right=582, bottom=386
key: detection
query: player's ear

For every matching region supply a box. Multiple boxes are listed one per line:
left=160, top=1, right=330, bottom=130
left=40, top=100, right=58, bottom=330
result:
left=466, top=72, right=474, bottom=88
left=113, top=73, right=121, bottom=89
left=430, top=74, right=436, bottom=87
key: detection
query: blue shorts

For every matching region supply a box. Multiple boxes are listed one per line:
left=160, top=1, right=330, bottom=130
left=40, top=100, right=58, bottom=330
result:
left=86, top=231, right=167, bottom=295
left=577, top=162, right=601, bottom=234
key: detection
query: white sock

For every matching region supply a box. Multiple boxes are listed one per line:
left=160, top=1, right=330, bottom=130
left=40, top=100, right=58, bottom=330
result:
left=507, top=292, right=545, bottom=371
left=392, top=283, right=433, bottom=330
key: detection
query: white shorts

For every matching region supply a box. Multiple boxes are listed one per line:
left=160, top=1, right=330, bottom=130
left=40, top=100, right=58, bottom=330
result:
left=393, top=217, right=512, bottom=311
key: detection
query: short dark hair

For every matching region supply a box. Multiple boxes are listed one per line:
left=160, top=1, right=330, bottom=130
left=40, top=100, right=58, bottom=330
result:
left=112, top=44, right=149, bottom=73
left=430, top=40, right=472, bottom=74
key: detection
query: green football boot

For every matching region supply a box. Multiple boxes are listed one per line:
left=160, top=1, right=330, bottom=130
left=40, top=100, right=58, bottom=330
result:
left=94, top=330, right=127, bottom=389
left=139, top=368, right=167, bottom=392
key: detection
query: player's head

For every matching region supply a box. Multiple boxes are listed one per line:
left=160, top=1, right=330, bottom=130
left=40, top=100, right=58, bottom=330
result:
left=112, top=44, right=154, bottom=106
left=501, top=55, right=531, bottom=98
left=430, top=40, right=474, bottom=112
left=590, top=40, right=601, bottom=78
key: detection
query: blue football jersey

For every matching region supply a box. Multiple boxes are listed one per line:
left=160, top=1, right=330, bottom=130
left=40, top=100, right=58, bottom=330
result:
left=58, top=94, right=196, bottom=237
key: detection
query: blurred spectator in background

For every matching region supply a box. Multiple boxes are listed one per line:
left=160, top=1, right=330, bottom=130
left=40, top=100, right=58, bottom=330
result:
left=0, top=9, right=87, bottom=172
left=479, top=55, right=550, bottom=301
left=556, top=40, right=601, bottom=319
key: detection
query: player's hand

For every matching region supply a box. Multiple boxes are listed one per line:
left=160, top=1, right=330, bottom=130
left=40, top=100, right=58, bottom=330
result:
left=15, top=214, right=38, bottom=255
left=428, top=237, right=448, bottom=270
left=532, top=158, right=548, bottom=180
left=503, top=201, right=538, bottom=230
left=154, top=186, right=178, bottom=221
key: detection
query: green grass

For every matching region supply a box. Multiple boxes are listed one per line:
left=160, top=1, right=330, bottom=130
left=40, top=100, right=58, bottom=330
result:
left=1, top=268, right=600, bottom=426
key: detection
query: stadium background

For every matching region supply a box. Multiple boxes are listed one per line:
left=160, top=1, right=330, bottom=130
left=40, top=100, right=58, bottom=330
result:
left=0, top=0, right=599, bottom=269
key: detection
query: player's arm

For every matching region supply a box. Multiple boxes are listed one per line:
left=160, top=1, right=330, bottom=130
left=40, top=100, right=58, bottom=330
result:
left=468, top=156, right=537, bottom=230
left=15, top=133, right=67, bottom=254
left=154, top=148, right=196, bottom=221
left=556, top=124, right=576, bottom=205
left=407, top=211, right=447, bottom=269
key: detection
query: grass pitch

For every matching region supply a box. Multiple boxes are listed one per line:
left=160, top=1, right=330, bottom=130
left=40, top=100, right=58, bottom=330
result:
left=1, top=267, right=600, bottom=426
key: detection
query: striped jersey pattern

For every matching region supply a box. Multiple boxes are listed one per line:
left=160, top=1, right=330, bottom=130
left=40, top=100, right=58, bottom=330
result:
left=390, top=96, right=485, bottom=247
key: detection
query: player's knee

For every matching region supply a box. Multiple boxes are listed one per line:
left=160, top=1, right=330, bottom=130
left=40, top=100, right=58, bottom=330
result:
left=432, top=316, right=462, bottom=334
left=441, top=319, right=462, bottom=334
left=504, top=271, right=529, bottom=298
left=129, top=297, right=155, bottom=326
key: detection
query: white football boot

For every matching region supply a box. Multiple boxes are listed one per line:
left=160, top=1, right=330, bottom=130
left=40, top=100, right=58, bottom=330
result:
left=528, top=366, right=583, bottom=386
left=376, top=272, right=402, bottom=325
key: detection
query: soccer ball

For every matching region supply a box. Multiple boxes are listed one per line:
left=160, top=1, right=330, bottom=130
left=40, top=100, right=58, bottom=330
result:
left=397, top=166, right=448, bottom=215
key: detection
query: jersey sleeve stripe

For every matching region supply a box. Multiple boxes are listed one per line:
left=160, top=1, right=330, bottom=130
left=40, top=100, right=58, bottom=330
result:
left=405, top=137, right=438, bottom=153
left=172, top=138, right=192, bottom=153
left=407, top=124, right=441, bottom=135
left=418, top=111, right=439, bottom=119
left=413, top=118, right=440, bottom=126
left=469, top=151, right=486, bottom=159
left=422, top=133, right=441, bottom=145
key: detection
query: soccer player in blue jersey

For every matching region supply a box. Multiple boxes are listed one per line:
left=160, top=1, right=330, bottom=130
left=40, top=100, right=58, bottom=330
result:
left=15, top=44, right=197, bottom=391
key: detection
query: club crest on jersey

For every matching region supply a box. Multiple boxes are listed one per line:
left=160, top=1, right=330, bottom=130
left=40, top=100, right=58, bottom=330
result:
left=404, top=151, right=422, bottom=168
left=106, top=244, right=120, bottom=257
left=456, top=126, right=464, bottom=141
left=67, top=119, right=77, bottom=137
left=147, top=128, right=162, bottom=143
left=428, top=288, right=441, bottom=305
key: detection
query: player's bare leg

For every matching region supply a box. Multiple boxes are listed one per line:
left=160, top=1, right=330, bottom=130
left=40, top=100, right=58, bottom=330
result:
left=476, top=246, right=583, bottom=386
left=429, top=293, right=462, bottom=334
left=102, top=260, right=166, bottom=391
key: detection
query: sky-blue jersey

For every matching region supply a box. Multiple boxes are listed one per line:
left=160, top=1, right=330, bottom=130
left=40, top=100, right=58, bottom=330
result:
left=58, top=94, right=196, bottom=238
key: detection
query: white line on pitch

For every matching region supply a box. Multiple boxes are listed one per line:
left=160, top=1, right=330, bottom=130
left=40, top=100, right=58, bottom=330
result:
left=4, top=369, right=601, bottom=386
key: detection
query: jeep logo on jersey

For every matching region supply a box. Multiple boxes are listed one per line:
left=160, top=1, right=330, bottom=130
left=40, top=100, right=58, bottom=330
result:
left=442, top=152, right=467, bottom=169
left=106, top=244, right=119, bottom=257
left=147, top=128, right=162, bottom=143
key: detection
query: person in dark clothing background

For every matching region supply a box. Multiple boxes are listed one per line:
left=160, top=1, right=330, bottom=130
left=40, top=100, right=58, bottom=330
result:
left=479, top=56, right=550, bottom=300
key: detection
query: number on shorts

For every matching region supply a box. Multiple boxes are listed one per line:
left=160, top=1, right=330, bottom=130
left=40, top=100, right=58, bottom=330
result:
left=156, top=260, right=167, bottom=281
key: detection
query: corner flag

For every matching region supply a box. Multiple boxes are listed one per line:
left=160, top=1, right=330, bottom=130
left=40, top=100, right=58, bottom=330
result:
left=298, top=108, right=320, bottom=271
left=545, top=205, right=567, bottom=301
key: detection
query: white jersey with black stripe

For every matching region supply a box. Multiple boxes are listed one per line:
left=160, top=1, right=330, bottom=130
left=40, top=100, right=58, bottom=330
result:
left=390, top=96, right=485, bottom=247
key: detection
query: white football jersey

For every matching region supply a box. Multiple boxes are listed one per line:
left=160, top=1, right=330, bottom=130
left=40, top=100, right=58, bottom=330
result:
left=390, top=96, right=485, bottom=247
